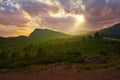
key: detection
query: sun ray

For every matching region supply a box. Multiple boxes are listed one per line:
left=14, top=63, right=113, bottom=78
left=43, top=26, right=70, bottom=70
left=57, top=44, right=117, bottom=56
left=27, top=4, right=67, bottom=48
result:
left=69, top=15, right=86, bottom=33
left=76, top=15, right=85, bottom=23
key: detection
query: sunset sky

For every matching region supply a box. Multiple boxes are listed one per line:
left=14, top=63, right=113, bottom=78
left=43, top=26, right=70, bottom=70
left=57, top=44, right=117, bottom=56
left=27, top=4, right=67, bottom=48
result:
left=0, top=0, right=120, bottom=37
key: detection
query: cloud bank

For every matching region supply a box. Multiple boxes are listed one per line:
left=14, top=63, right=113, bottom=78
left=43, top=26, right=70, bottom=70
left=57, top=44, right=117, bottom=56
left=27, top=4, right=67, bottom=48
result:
left=0, top=0, right=120, bottom=37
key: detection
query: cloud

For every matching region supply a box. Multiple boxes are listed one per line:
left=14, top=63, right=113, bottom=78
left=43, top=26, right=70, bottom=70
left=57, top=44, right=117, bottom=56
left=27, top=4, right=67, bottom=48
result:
left=0, top=24, right=33, bottom=37
left=81, top=0, right=120, bottom=29
left=0, top=0, right=120, bottom=37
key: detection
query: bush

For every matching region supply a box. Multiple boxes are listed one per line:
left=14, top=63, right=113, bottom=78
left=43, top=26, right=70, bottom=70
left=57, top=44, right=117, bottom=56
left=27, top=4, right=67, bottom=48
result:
left=23, top=44, right=38, bottom=58
left=37, top=48, right=45, bottom=56
left=97, top=50, right=108, bottom=56
left=11, top=51, right=26, bottom=59
left=94, top=32, right=103, bottom=39
left=0, top=50, right=13, bottom=59
left=65, top=51, right=85, bottom=63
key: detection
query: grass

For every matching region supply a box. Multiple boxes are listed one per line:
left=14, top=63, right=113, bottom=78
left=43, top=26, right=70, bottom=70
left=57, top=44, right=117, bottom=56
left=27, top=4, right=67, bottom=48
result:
left=0, top=35, right=120, bottom=72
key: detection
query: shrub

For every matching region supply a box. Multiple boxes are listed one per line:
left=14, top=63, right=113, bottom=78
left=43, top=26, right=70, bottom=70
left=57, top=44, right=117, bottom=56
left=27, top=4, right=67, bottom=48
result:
left=23, top=44, right=38, bottom=58
left=97, top=50, right=108, bottom=56
left=0, top=50, right=13, bottom=59
left=94, top=32, right=103, bottom=39
left=11, top=51, right=26, bottom=59
left=65, top=51, right=85, bottom=63
left=37, top=48, right=45, bottom=56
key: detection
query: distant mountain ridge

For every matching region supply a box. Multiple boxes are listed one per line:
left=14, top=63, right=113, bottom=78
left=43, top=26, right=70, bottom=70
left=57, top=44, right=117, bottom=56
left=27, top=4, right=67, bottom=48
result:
left=0, top=28, right=69, bottom=45
left=29, top=29, right=68, bottom=40
left=98, top=23, right=120, bottom=39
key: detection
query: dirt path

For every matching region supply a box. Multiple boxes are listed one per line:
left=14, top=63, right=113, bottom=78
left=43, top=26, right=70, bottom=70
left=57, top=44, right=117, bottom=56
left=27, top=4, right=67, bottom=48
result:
left=0, top=68, right=120, bottom=80
left=103, top=37, right=120, bottom=41
left=0, top=70, right=120, bottom=80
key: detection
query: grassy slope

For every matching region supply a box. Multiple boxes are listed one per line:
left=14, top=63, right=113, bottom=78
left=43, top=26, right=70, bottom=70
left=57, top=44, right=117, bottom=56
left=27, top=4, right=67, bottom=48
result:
left=0, top=29, right=69, bottom=49
left=0, top=35, right=120, bottom=72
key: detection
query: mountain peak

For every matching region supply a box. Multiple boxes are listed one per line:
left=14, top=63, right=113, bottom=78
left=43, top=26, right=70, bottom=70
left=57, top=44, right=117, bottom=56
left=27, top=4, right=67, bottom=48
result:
left=30, top=28, right=64, bottom=36
left=29, top=28, right=68, bottom=40
left=33, top=28, right=50, bottom=32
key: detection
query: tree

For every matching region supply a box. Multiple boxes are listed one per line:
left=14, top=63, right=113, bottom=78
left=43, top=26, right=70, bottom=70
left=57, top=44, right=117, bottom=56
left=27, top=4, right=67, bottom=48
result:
left=94, top=32, right=103, bottom=39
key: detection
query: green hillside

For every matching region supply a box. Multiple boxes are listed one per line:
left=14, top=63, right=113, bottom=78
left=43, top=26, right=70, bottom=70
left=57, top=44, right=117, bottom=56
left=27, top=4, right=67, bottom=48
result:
left=0, top=29, right=69, bottom=48
left=0, top=28, right=120, bottom=72
left=29, top=29, right=69, bottom=41
left=0, top=34, right=120, bottom=70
